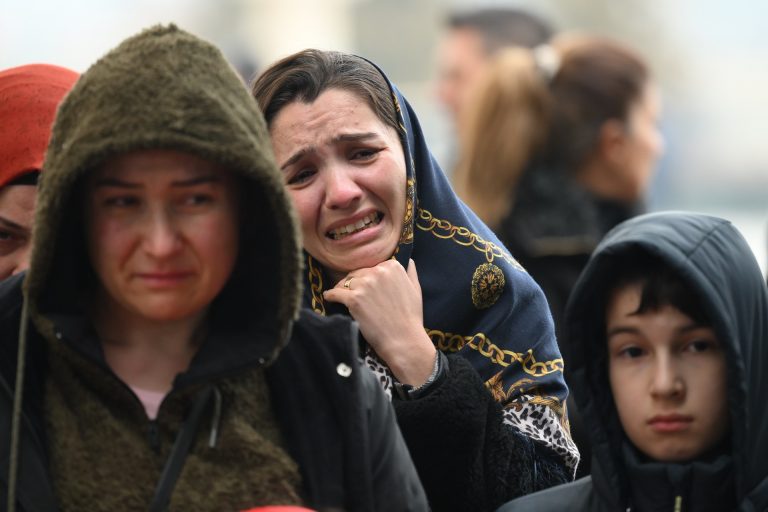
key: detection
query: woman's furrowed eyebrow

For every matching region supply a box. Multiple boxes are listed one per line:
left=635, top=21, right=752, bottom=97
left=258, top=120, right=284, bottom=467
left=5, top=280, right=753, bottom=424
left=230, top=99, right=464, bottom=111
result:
left=280, top=132, right=382, bottom=170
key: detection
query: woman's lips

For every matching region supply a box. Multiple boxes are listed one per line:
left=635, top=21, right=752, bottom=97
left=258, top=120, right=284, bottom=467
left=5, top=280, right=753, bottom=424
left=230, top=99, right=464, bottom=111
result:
left=326, top=211, right=382, bottom=240
left=135, top=272, right=194, bottom=287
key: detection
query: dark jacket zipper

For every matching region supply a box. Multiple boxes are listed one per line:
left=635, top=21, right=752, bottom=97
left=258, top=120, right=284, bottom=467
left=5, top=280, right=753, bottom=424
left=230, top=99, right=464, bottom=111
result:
left=147, top=419, right=161, bottom=453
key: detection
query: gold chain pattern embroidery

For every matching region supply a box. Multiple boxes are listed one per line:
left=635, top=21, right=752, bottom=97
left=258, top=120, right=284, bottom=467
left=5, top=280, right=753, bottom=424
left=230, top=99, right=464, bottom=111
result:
left=427, top=328, right=564, bottom=377
left=399, top=178, right=415, bottom=245
left=416, top=208, right=525, bottom=271
left=307, top=255, right=325, bottom=316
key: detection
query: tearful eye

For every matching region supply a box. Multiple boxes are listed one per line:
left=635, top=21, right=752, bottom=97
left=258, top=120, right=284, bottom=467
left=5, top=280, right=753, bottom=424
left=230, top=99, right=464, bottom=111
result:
left=287, top=168, right=316, bottom=186
left=350, top=148, right=381, bottom=161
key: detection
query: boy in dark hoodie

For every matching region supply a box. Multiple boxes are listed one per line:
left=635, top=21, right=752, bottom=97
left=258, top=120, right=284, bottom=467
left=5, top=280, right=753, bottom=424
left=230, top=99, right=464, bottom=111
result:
left=497, top=211, right=768, bottom=511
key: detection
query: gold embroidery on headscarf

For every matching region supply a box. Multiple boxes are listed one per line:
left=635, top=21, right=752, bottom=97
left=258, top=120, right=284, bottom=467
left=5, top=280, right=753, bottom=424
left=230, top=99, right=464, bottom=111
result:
left=416, top=208, right=525, bottom=271
left=392, top=92, right=407, bottom=133
left=471, top=263, right=505, bottom=309
left=307, top=255, right=325, bottom=316
left=427, top=328, right=564, bottom=376
left=399, top=178, right=416, bottom=245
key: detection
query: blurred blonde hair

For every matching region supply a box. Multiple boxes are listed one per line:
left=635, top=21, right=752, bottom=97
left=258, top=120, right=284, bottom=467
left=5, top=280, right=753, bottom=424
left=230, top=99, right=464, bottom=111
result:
left=452, top=47, right=550, bottom=229
left=452, top=34, right=650, bottom=229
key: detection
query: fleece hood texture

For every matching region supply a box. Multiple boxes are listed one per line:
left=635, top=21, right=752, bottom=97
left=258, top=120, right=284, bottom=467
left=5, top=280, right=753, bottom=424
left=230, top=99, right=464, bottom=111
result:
left=564, top=211, right=768, bottom=509
left=26, top=24, right=303, bottom=367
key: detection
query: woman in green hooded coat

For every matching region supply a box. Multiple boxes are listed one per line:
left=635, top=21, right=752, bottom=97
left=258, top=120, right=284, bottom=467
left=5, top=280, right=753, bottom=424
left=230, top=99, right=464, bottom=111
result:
left=0, top=25, right=427, bottom=512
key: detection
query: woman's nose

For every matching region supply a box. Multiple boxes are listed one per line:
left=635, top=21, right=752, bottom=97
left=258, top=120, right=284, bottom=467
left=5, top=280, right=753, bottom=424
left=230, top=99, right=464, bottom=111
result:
left=142, top=210, right=182, bottom=257
left=323, top=165, right=362, bottom=210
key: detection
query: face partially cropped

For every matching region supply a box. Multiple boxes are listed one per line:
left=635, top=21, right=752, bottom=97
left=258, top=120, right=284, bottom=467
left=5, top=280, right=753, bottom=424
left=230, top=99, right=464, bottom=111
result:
left=615, top=84, right=665, bottom=202
left=0, top=184, right=37, bottom=279
left=269, top=88, right=407, bottom=282
left=606, top=283, right=729, bottom=462
left=85, top=149, right=240, bottom=323
left=436, top=27, right=490, bottom=123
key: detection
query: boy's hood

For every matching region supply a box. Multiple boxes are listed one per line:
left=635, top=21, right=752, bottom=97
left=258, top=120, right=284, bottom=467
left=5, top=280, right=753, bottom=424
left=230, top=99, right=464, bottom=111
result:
left=565, top=211, right=768, bottom=506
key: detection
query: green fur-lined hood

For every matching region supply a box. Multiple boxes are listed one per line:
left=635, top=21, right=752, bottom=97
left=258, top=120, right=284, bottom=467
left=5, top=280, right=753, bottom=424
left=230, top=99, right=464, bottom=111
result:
left=25, top=24, right=303, bottom=366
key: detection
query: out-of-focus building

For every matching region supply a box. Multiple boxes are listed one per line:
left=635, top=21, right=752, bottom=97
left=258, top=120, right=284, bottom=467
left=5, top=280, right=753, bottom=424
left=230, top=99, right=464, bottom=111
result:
left=4, top=0, right=766, bottom=274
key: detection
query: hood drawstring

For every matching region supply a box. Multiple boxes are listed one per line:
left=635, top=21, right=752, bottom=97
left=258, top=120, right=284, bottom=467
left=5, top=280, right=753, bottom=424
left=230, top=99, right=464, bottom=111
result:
left=208, top=385, right=222, bottom=448
left=7, top=296, right=30, bottom=512
left=148, top=384, right=218, bottom=512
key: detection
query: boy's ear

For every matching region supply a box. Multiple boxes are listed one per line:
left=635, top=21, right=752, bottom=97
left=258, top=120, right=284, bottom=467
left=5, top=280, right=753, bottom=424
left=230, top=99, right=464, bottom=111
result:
left=597, top=119, right=629, bottom=168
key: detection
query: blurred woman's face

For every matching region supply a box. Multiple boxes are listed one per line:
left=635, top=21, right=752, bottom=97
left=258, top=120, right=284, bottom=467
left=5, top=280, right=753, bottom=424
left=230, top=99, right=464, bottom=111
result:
left=0, top=184, right=36, bottom=279
left=85, top=149, right=239, bottom=323
left=614, top=83, right=665, bottom=201
left=269, top=88, right=407, bottom=281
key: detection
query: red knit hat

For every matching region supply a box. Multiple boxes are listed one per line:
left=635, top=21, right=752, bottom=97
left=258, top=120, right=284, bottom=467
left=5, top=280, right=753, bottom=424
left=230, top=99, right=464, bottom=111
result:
left=0, top=63, right=79, bottom=188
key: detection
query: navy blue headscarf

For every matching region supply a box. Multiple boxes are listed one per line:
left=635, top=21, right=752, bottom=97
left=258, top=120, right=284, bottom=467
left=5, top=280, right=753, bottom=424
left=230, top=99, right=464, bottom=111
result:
left=302, top=64, right=569, bottom=432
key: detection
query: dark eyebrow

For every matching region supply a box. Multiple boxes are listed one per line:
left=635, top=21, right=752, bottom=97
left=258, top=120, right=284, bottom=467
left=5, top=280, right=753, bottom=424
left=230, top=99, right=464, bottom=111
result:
left=607, top=322, right=706, bottom=340
left=606, top=326, right=639, bottom=340
left=93, top=178, right=141, bottom=189
left=280, top=147, right=315, bottom=171
left=677, top=323, right=709, bottom=334
left=0, top=215, right=29, bottom=233
left=279, top=132, right=381, bottom=170
left=93, top=174, right=222, bottom=188
left=170, top=174, right=222, bottom=187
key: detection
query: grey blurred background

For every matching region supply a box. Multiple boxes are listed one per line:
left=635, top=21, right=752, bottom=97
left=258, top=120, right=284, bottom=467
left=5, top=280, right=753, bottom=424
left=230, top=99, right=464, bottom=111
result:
left=4, top=0, right=766, bottom=275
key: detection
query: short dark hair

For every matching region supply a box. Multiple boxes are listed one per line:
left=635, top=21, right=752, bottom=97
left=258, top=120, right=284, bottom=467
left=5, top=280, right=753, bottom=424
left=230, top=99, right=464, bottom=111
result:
left=608, top=253, right=710, bottom=326
left=251, top=49, right=399, bottom=134
left=448, top=8, right=553, bottom=53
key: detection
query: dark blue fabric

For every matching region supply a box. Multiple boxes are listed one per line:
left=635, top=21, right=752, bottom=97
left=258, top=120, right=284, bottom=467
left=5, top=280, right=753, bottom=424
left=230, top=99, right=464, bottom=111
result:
left=302, top=71, right=568, bottom=419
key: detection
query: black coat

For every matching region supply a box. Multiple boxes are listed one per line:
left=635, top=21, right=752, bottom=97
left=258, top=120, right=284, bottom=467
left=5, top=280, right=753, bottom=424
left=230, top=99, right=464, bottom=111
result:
left=497, top=212, right=768, bottom=511
left=499, top=165, right=642, bottom=479
left=0, top=274, right=427, bottom=512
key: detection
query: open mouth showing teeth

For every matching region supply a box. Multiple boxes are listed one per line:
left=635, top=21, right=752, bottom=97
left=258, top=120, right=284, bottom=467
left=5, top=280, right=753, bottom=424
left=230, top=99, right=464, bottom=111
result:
left=327, top=212, right=382, bottom=240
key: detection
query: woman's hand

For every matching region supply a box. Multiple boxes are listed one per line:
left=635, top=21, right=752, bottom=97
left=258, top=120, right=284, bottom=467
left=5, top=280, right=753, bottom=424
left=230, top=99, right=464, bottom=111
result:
left=324, top=259, right=437, bottom=386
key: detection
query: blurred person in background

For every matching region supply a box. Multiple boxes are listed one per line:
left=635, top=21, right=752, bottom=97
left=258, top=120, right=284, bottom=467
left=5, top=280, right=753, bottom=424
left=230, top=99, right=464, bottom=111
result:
left=435, top=8, right=554, bottom=174
left=454, top=33, right=664, bottom=344
left=453, top=34, right=664, bottom=477
left=0, top=26, right=427, bottom=512
left=253, top=49, right=578, bottom=512
left=496, top=211, right=768, bottom=511
left=0, top=63, right=78, bottom=279
left=436, top=7, right=554, bottom=126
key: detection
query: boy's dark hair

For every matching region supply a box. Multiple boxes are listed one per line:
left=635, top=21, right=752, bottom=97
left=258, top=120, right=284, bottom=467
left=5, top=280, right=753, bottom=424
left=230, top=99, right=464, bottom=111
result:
left=609, top=252, right=710, bottom=326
